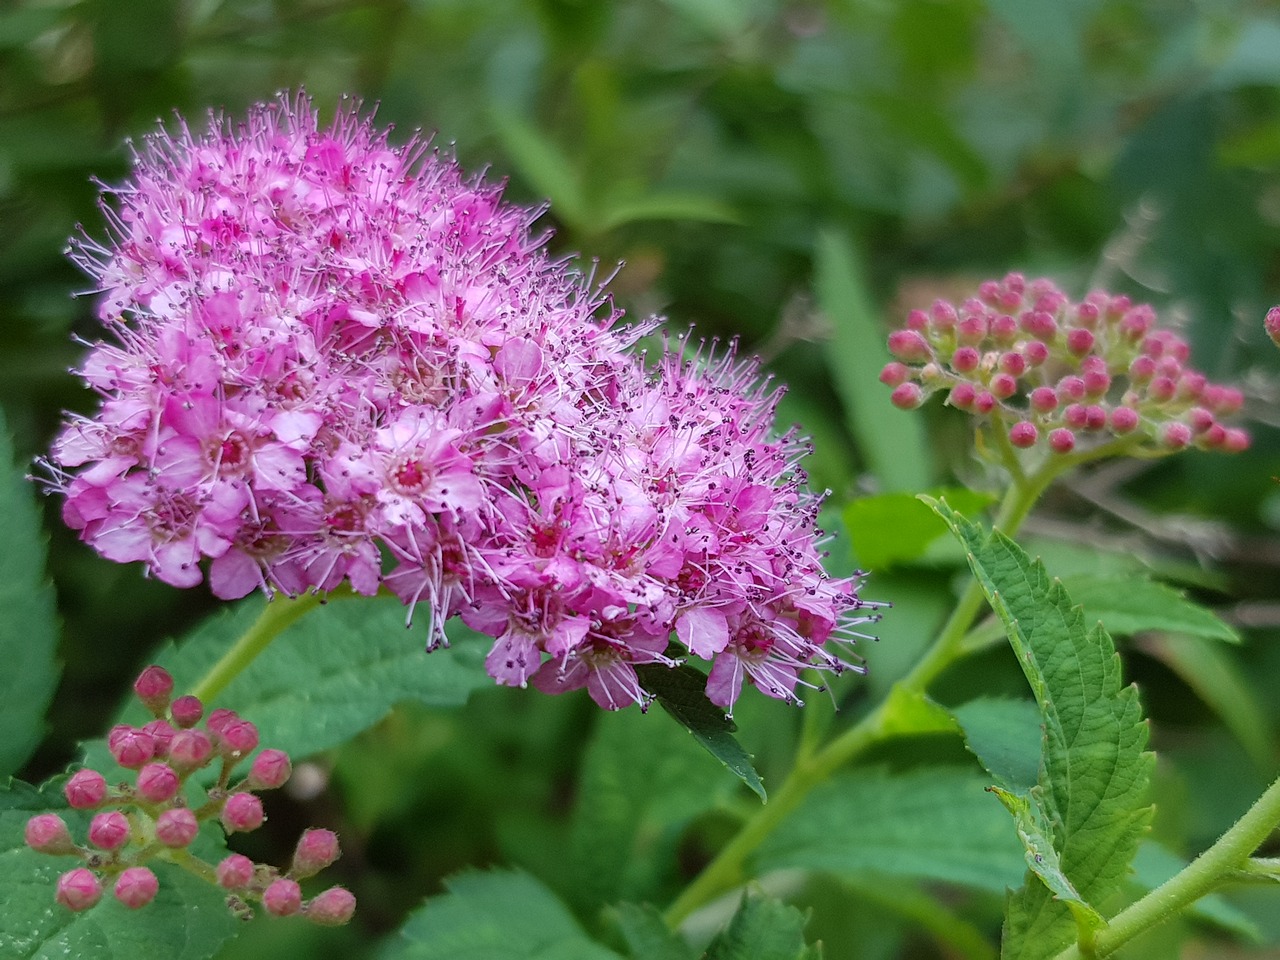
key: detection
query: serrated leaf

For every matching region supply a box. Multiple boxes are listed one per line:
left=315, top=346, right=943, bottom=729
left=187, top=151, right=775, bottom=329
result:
left=755, top=766, right=1025, bottom=893
left=0, top=407, right=59, bottom=778
left=565, top=707, right=736, bottom=910
left=635, top=663, right=766, bottom=802
left=84, top=595, right=492, bottom=772
left=380, top=868, right=623, bottom=960
left=815, top=230, right=931, bottom=493
left=953, top=698, right=1041, bottom=793
left=611, top=902, right=696, bottom=960
left=0, top=779, right=237, bottom=960
left=842, top=488, right=994, bottom=571
left=704, top=891, right=821, bottom=960
left=928, top=499, right=1153, bottom=960
left=1062, top=575, right=1239, bottom=643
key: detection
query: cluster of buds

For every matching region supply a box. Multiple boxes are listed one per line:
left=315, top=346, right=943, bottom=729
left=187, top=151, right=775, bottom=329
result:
left=881, top=274, right=1249, bottom=458
left=24, top=665, right=354, bottom=925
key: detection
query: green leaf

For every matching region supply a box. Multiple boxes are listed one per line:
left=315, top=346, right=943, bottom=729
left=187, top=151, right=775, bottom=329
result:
left=927, top=499, right=1154, bottom=960
left=491, top=108, right=590, bottom=230
left=380, top=868, right=623, bottom=960
left=704, top=891, right=821, bottom=960
left=598, top=192, right=740, bottom=231
left=755, top=766, right=1025, bottom=893
left=85, top=596, right=492, bottom=771
left=1138, top=633, right=1271, bottom=772
left=0, top=778, right=237, bottom=960
left=635, top=663, right=766, bottom=802
left=610, top=902, right=696, bottom=960
left=814, top=230, right=931, bottom=493
left=0, top=406, right=59, bottom=778
left=1061, top=575, right=1239, bottom=643
left=565, top=707, right=736, bottom=909
left=842, top=488, right=994, bottom=570
left=953, top=698, right=1041, bottom=793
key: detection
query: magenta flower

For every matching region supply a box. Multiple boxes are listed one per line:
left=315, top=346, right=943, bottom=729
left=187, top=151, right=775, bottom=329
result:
left=46, top=92, right=875, bottom=713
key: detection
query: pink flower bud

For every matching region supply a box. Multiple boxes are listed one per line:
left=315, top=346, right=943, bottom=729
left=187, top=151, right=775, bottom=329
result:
left=114, top=866, right=159, bottom=909
left=25, top=813, right=76, bottom=855
left=1163, top=422, right=1192, bottom=449
left=216, top=853, right=256, bottom=890
left=305, top=886, right=356, bottom=926
left=1049, top=428, right=1076, bottom=454
left=930, top=299, right=957, bottom=328
left=1074, top=302, right=1099, bottom=327
left=978, top=280, right=1000, bottom=303
left=1128, top=355, right=1156, bottom=383
left=136, top=762, right=180, bottom=804
left=998, top=351, right=1027, bottom=377
left=1029, top=386, right=1058, bottom=413
left=1223, top=428, right=1250, bottom=452
left=1082, top=369, right=1111, bottom=398
left=1084, top=405, right=1107, bottom=431
left=989, top=373, right=1017, bottom=400
left=155, top=807, right=199, bottom=848
left=905, top=308, right=928, bottom=331
left=263, top=878, right=303, bottom=917
left=972, top=391, right=996, bottom=415
left=205, top=708, right=240, bottom=737
left=1020, top=309, right=1057, bottom=340
left=170, top=695, right=204, bottom=728
left=890, top=383, right=924, bottom=410
left=291, top=828, right=341, bottom=878
left=133, top=666, right=174, bottom=715
left=247, top=749, right=292, bottom=790
left=1188, top=407, right=1215, bottom=434
left=1120, top=304, right=1155, bottom=338
left=1063, top=404, right=1088, bottom=429
left=1266, top=305, right=1280, bottom=347
left=1147, top=376, right=1176, bottom=403
left=221, top=793, right=265, bottom=834
left=1008, top=421, right=1038, bottom=448
left=141, top=719, right=176, bottom=757
left=65, top=769, right=108, bottom=810
left=168, top=729, right=214, bottom=771
left=951, top=347, right=980, bottom=373
left=1203, top=385, right=1243, bottom=415
left=887, top=330, right=931, bottom=363
left=1200, top=423, right=1227, bottom=448
left=56, top=868, right=103, bottom=911
left=947, top=382, right=975, bottom=410
left=989, top=314, right=1018, bottom=344
left=1056, top=376, right=1085, bottom=403
left=1064, top=328, right=1094, bottom=356
left=957, top=315, right=987, bottom=343
left=108, top=725, right=156, bottom=770
left=879, top=362, right=909, bottom=387
left=1177, top=371, right=1206, bottom=401
left=88, top=811, right=130, bottom=851
left=217, top=719, right=260, bottom=759
left=1110, top=407, right=1140, bottom=433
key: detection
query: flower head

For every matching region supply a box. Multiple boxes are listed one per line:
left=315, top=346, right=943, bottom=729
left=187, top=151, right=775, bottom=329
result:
left=883, top=275, right=1249, bottom=458
left=46, top=92, right=874, bottom=713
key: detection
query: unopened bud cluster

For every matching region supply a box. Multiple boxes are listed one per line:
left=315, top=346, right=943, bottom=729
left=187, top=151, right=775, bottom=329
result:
left=26, top=665, right=354, bottom=925
left=881, top=275, right=1249, bottom=457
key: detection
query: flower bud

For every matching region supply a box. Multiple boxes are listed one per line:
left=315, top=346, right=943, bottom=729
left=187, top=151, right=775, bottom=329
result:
left=88, top=811, right=130, bottom=851
left=216, top=853, right=256, bottom=890
left=1056, top=376, right=1085, bottom=403
left=972, top=391, right=996, bottom=415
left=951, top=347, right=980, bottom=373
left=65, top=769, right=108, bottom=810
left=25, top=813, right=76, bottom=855
left=890, top=383, right=924, bottom=410
left=989, top=314, right=1018, bottom=343
left=170, top=695, right=204, bottom=728
left=1065, top=328, right=1095, bottom=356
left=217, top=719, right=260, bottom=759
left=108, top=725, right=156, bottom=770
left=263, top=878, right=303, bottom=917
left=136, top=762, right=180, bottom=804
left=168, top=729, right=214, bottom=771
left=887, top=330, right=931, bottom=363
left=1147, top=376, right=1176, bottom=403
left=989, top=373, right=1017, bottom=400
left=1008, top=421, right=1038, bottom=448
left=1162, top=422, right=1192, bottom=449
left=141, top=719, right=176, bottom=757
left=879, top=362, right=910, bottom=387
left=205, top=708, right=240, bottom=737
left=305, top=886, right=357, bottom=926
left=221, top=793, right=265, bottom=834
left=1028, top=386, right=1058, bottom=414
left=291, top=828, right=341, bottom=878
left=247, top=749, right=292, bottom=790
left=1110, top=407, right=1140, bottom=434
left=114, top=866, right=159, bottom=909
left=1223, top=428, right=1250, bottom=452
left=998, top=351, right=1026, bottom=376
left=1049, top=428, right=1076, bottom=454
left=133, top=666, right=174, bottom=716
left=1267, top=305, right=1280, bottom=348
left=947, top=382, right=976, bottom=410
left=1128, top=355, right=1156, bottom=383
left=56, top=868, right=103, bottom=911
left=155, top=807, right=199, bottom=848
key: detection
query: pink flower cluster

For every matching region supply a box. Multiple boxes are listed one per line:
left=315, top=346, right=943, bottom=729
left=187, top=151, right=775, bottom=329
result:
left=25, top=666, right=354, bottom=924
left=881, top=274, right=1249, bottom=456
left=46, top=93, right=873, bottom=713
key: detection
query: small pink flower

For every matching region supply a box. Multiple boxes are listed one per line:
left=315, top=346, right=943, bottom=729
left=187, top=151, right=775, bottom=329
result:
left=155, top=808, right=199, bottom=848
left=246, top=749, right=292, bottom=790
left=108, top=725, right=156, bottom=769
left=133, top=666, right=174, bottom=715
left=56, top=868, right=103, bottom=911
left=65, top=769, right=108, bottom=810
left=25, top=814, right=76, bottom=855
left=170, top=695, right=204, bottom=728
left=215, top=853, right=256, bottom=890
left=88, top=811, right=130, bottom=851
left=114, top=867, right=159, bottom=909
left=221, top=793, right=265, bottom=834
left=263, top=878, right=303, bottom=917
left=290, top=828, right=341, bottom=878
left=168, top=729, right=213, bottom=771
left=136, top=762, right=180, bottom=803
left=305, top=886, right=357, bottom=926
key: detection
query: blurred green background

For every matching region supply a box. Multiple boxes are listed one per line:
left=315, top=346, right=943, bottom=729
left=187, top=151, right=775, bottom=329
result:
left=3, top=1, right=1280, bottom=957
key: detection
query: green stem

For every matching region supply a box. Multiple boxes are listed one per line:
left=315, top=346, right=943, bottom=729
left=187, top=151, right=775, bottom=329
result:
left=189, top=591, right=328, bottom=703
left=665, top=470, right=1060, bottom=926
left=1053, top=774, right=1280, bottom=959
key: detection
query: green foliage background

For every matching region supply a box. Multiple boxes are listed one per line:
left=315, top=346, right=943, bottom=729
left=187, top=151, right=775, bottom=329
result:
left=2, top=1, right=1280, bottom=957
